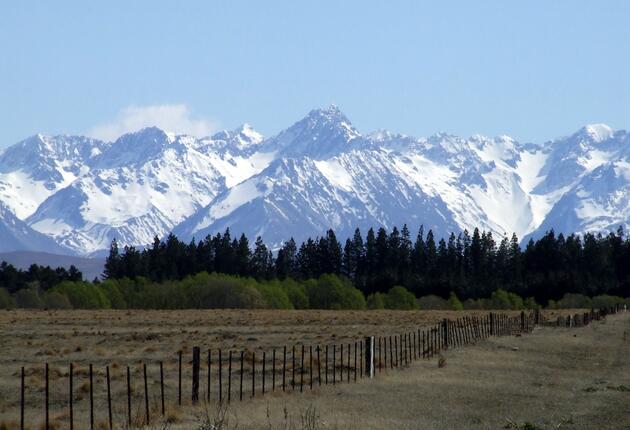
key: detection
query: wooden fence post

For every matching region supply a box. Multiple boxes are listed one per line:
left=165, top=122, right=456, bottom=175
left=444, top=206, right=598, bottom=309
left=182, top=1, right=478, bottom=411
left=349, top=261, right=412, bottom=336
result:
left=283, top=346, right=287, bottom=391
left=228, top=351, right=232, bottom=403
left=46, top=363, right=50, bottom=430
left=332, top=345, right=336, bottom=385
left=126, top=366, right=131, bottom=428
left=272, top=349, right=276, bottom=391
left=239, top=351, right=244, bottom=401
left=317, top=346, right=322, bottom=386
left=292, top=346, right=296, bottom=391
left=325, top=345, right=329, bottom=385
left=207, top=350, right=211, bottom=402
left=443, top=319, right=449, bottom=349
left=106, top=366, right=112, bottom=430
left=178, top=351, right=182, bottom=406
left=89, top=363, right=93, bottom=430
left=160, top=362, right=165, bottom=416
left=252, top=351, right=256, bottom=397
left=365, top=336, right=375, bottom=378
left=309, top=346, right=313, bottom=389
left=143, top=363, right=149, bottom=426
left=300, top=344, right=304, bottom=393
left=192, top=346, right=200, bottom=403
left=69, top=363, right=73, bottom=430
left=20, top=367, right=24, bottom=430
left=346, top=343, right=351, bottom=382
left=218, top=349, right=222, bottom=403
left=263, top=351, right=267, bottom=394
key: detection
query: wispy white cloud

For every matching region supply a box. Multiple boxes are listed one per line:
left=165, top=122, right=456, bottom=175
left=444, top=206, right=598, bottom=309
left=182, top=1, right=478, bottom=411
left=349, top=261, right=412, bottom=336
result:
left=88, top=104, right=219, bottom=141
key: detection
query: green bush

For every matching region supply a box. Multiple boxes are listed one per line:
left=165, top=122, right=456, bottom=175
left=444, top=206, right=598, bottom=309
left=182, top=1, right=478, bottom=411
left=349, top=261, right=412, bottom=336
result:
left=187, top=273, right=266, bottom=309
left=524, top=297, right=540, bottom=310
left=592, top=294, right=625, bottom=310
left=51, top=281, right=111, bottom=309
left=305, top=274, right=366, bottom=310
left=385, top=286, right=418, bottom=310
left=99, top=280, right=127, bottom=309
left=366, top=292, right=386, bottom=309
left=283, top=278, right=309, bottom=309
left=15, top=285, right=43, bottom=309
left=417, top=295, right=450, bottom=310
left=556, top=293, right=592, bottom=309
left=0, top=288, right=15, bottom=309
left=43, top=291, right=73, bottom=309
left=489, top=289, right=524, bottom=310
left=448, top=292, right=464, bottom=311
left=256, top=280, right=292, bottom=309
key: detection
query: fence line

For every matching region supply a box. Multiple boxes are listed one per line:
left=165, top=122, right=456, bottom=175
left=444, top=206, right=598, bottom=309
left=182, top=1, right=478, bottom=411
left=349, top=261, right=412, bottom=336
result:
left=14, top=305, right=622, bottom=430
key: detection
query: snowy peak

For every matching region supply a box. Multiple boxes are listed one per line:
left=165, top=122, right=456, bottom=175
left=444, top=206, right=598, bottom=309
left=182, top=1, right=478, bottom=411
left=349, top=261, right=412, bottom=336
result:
left=262, top=105, right=362, bottom=159
left=575, top=124, right=614, bottom=143
left=93, top=127, right=174, bottom=168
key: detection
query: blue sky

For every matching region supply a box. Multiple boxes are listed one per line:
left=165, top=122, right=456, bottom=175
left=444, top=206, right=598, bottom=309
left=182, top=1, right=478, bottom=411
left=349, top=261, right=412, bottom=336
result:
left=1, top=1, right=629, bottom=146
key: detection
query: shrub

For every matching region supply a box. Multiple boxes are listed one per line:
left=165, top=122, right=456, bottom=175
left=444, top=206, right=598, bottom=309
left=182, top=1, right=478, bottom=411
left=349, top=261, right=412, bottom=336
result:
left=448, top=292, right=464, bottom=311
left=51, top=281, right=111, bottom=309
left=417, top=295, right=449, bottom=310
left=592, top=294, right=625, bottom=310
left=188, top=273, right=266, bottom=309
left=43, top=291, right=73, bottom=309
left=489, top=289, right=524, bottom=310
left=524, top=297, right=540, bottom=310
left=385, top=286, right=418, bottom=310
left=556, top=293, right=592, bottom=309
left=0, top=288, right=15, bottom=309
left=283, top=278, right=309, bottom=309
left=256, top=280, right=292, bottom=309
left=366, top=292, right=386, bottom=309
left=15, top=285, right=42, bottom=309
left=305, top=274, right=366, bottom=310
left=99, top=280, right=127, bottom=309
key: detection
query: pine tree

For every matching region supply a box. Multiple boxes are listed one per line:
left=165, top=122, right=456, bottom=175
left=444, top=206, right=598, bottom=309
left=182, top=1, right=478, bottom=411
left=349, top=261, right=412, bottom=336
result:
left=103, top=238, right=121, bottom=279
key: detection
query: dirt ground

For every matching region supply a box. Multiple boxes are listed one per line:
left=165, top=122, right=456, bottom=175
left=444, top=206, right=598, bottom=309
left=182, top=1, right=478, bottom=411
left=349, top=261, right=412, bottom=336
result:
left=0, top=308, right=616, bottom=429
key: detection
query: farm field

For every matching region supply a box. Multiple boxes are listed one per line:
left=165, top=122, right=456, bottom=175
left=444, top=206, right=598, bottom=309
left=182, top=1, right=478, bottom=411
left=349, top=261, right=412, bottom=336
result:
left=0, top=308, right=623, bottom=429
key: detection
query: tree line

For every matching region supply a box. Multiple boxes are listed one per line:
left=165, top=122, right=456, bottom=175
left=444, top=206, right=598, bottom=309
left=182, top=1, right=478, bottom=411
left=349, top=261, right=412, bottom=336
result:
left=103, top=225, right=630, bottom=305
left=0, top=261, right=83, bottom=293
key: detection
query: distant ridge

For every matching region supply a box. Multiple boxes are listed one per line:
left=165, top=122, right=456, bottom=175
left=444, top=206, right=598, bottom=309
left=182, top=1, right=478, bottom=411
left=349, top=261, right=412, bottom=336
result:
left=0, top=251, right=105, bottom=281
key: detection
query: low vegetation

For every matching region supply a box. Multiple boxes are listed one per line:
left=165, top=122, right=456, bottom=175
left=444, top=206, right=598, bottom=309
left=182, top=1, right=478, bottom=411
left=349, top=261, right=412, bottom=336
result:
left=1, top=271, right=628, bottom=311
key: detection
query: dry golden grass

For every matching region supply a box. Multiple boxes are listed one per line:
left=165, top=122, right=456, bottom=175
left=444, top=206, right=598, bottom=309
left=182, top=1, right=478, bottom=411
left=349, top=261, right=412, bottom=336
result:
left=0, top=308, right=597, bottom=429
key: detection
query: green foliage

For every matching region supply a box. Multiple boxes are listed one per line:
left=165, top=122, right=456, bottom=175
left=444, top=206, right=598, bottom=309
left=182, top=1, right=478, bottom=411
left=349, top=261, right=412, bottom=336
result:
left=305, top=274, right=366, bottom=310
left=15, top=284, right=43, bottom=308
left=256, top=280, right=293, bottom=309
left=556, top=293, right=592, bottom=309
left=366, top=292, right=386, bottom=309
left=417, top=295, right=450, bottom=310
left=523, top=297, right=540, bottom=310
left=51, top=281, right=111, bottom=309
left=98, top=280, right=127, bottom=309
left=0, top=288, right=15, bottom=309
left=42, top=291, right=73, bottom=309
left=448, top=292, right=464, bottom=311
left=490, top=289, right=524, bottom=310
left=384, top=286, right=418, bottom=310
left=592, top=294, right=625, bottom=310
left=282, top=278, right=309, bottom=309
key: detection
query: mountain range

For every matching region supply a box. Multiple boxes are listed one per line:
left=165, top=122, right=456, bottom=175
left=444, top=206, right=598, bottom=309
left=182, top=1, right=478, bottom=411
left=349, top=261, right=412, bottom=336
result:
left=1, top=105, right=628, bottom=257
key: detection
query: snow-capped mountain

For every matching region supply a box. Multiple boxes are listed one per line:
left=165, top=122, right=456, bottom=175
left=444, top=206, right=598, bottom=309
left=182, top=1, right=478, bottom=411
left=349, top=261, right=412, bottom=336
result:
left=0, top=201, right=67, bottom=253
left=25, top=126, right=272, bottom=255
left=1, top=105, right=629, bottom=255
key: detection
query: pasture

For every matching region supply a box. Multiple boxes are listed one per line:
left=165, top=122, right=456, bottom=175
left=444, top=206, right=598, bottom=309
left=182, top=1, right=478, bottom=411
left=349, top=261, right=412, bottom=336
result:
left=0, top=309, right=626, bottom=429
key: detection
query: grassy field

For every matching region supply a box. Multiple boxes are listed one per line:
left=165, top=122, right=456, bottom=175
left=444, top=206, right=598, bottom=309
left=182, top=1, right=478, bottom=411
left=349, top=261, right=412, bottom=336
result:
left=0, top=308, right=623, bottom=429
